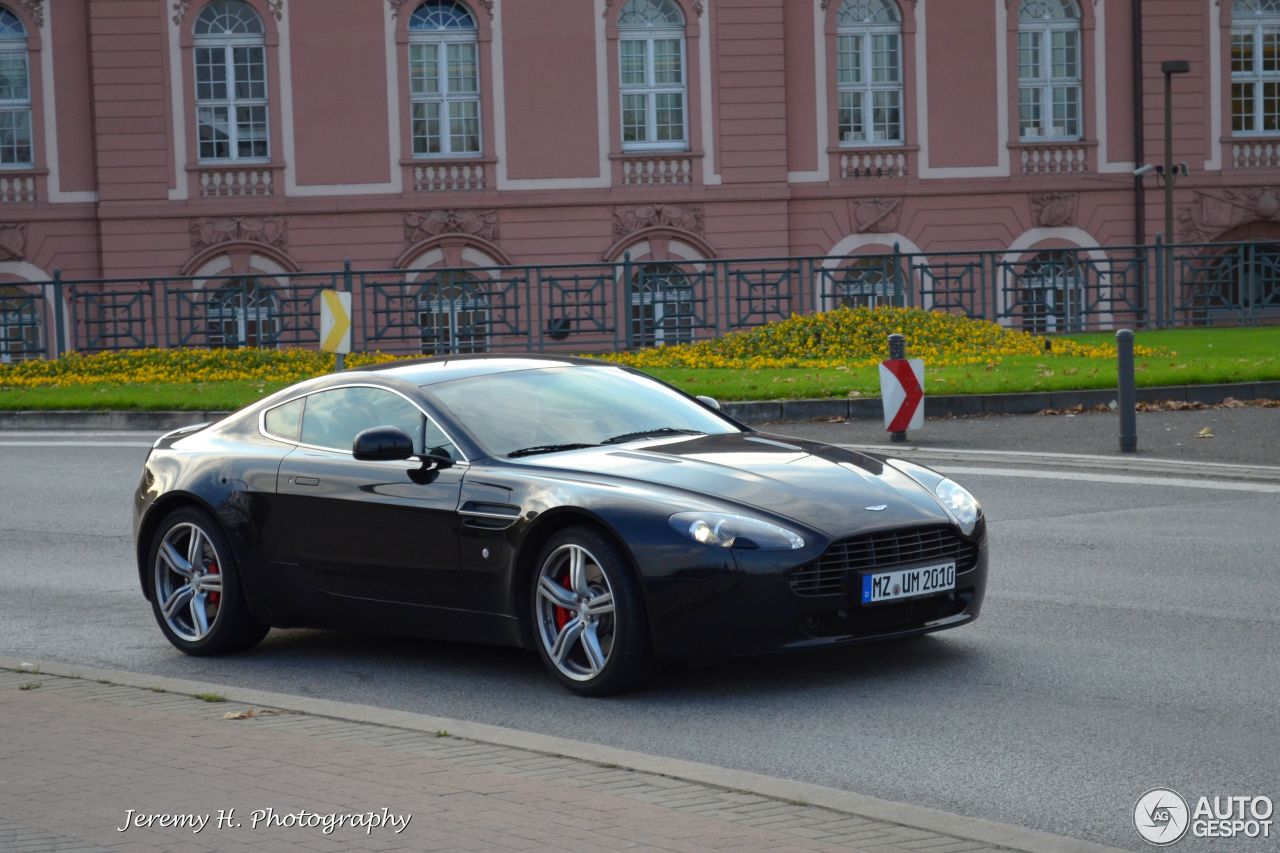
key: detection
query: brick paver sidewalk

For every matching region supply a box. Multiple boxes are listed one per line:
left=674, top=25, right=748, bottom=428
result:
left=0, top=669, right=1018, bottom=853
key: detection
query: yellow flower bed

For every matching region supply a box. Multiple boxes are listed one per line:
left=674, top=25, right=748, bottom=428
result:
left=596, top=306, right=1157, bottom=370
left=0, top=308, right=1158, bottom=390
left=0, top=348, right=404, bottom=389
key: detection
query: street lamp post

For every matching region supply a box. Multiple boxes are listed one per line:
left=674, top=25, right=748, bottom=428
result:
left=1160, top=59, right=1190, bottom=328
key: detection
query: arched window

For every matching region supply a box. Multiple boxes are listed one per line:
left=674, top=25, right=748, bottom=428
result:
left=409, top=1, right=481, bottom=157
left=1187, top=242, right=1280, bottom=317
left=831, top=255, right=900, bottom=308
left=1231, top=0, right=1280, bottom=134
left=1017, top=0, right=1082, bottom=141
left=630, top=262, right=697, bottom=347
left=0, top=284, right=41, bottom=361
left=836, top=0, right=903, bottom=146
left=418, top=271, right=489, bottom=354
left=618, top=0, right=687, bottom=150
left=0, top=7, right=31, bottom=166
left=1017, top=250, right=1084, bottom=332
left=193, top=0, right=269, bottom=161
left=205, top=279, right=278, bottom=347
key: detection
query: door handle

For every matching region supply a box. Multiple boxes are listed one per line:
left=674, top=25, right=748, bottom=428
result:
left=291, top=476, right=319, bottom=487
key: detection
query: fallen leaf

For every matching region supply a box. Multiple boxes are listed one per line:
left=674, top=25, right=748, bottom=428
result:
left=1197, top=427, right=1214, bottom=438
left=223, top=706, right=288, bottom=721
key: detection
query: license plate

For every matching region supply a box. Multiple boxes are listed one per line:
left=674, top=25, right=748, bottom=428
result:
left=861, top=562, right=956, bottom=604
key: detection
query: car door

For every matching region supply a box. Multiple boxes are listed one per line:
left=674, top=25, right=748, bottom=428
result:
left=273, top=384, right=465, bottom=616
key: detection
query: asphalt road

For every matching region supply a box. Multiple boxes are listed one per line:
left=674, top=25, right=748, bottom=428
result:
left=2, top=432, right=1277, bottom=850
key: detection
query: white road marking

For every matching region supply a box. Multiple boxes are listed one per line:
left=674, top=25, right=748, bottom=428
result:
left=938, top=464, right=1280, bottom=494
left=0, top=441, right=153, bottom=448
left=842, top=443, right=1280, bottom=478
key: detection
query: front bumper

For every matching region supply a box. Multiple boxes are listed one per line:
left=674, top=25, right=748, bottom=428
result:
left=642, top=532, right=988, bottom=662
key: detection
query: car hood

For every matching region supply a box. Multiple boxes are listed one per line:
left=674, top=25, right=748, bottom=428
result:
left=518, top=432, right=953, bottom=538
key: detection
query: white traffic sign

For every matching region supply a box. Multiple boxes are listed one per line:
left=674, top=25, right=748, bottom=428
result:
left=878, top=358, right=924, bottom=432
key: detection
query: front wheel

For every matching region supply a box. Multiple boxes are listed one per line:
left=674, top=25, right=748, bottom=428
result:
left=531, top=527, right=649, bottom=696
left=148, top=507, right=268, bottom=656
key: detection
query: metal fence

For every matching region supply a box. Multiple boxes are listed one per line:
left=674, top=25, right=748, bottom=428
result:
left=2, top=240, right=1277, bottom=362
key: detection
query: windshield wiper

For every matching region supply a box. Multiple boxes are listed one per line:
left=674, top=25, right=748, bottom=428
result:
left=601, top=427, right=705, bottom=445
left=507, top=443, right=599, bottom=458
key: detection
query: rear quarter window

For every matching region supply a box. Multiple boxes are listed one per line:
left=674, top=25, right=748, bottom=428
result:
left=263, top=397, right=304, bottom=442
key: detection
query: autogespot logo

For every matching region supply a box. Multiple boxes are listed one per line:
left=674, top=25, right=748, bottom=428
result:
left=1135, top=788, right=1191, bottom=846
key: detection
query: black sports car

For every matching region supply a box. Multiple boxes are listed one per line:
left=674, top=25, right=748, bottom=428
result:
left=134, top=355, right=987, bottom=695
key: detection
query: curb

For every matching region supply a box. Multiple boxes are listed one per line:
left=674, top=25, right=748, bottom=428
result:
left=5, top=380, right=1275, bottom=431
left=0, top=657, right=1123, bottom=853
left=723, top=380, right=1280, bottom=424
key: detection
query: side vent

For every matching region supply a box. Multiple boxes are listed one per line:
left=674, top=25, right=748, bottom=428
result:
left=459, top=501, right=522, bottom=531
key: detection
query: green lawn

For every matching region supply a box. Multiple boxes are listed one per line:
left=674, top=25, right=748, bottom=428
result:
left=650, top=326, right=1280, bottom=400
left=1, top=326, right=1276, bottom=411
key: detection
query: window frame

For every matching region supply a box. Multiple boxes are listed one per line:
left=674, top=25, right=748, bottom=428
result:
left=408, top=1, right=483, bottom=159
left=260, top=383, right=468, bottom=463
left=629, top=262, right=698, bottom=347
left=204, top=278, right=279, bottom=348
left=192, top=0, right=271, bottom=163
left=0, top=6, right=32, bottom=169
left=1016, top=0, right=1083, bottom=142
left=618, top=1, right=690, bottom=152
left=835, top=1, right=904, bottom=148
left=417, top=272, right=491, bottom=356
left=1231, top=1, right=1280, bottom=136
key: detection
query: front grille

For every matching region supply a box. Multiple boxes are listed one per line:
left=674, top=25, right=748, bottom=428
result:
left=790, top=525, right=978, bottom=597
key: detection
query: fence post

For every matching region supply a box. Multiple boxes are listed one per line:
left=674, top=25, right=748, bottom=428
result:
left=621, top=251, right=633, bottom=349
left=52, top=269, right=66, bottom=357
left=1153, top=235, right=1165, bottom=330
left=892, top=241, right=905, bottom=307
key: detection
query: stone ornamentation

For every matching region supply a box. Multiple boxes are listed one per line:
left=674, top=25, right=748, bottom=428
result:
left=0, top=223, right=26, bottom=261
left=404, top=209, right=499, bottom=245
left=189, top=216, right=287, bottom=250
left=1031, top=192, right=1077, bottom=228
left=612, top=204, right=704, bottom=240
left=1178, top=187, right=1280, bottom=243
left=853, top=198, right=902, bottom=233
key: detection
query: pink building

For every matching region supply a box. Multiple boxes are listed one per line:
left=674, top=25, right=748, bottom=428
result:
left=0, top=0, right=1277, bottom=357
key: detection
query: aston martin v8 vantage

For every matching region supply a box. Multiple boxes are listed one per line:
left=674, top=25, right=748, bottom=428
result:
left=134, top=355, right=987, bottom=695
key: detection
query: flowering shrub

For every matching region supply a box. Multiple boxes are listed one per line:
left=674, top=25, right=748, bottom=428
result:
left=0, top=348, right=404, bottom=389
left=0, top=308, right=1159, bottom=390
left=595, top=306, right=1157, bottom=370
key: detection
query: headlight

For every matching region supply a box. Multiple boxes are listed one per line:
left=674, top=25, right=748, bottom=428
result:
left=934, top=478, right=980, bottom=535
left=669, top=511, right=805, bottom=550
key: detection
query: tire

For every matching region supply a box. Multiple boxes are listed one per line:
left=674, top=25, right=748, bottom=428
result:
left=147, top=507, right=268, bottom=656
left=530, top=526, right=650, bottom=696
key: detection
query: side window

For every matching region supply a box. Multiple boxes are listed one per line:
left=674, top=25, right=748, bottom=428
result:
left=300, top=387, right=426, bottom=453
left=263, top=397, right=304, bottom=442
left=423, top=418, right=459, bottom=461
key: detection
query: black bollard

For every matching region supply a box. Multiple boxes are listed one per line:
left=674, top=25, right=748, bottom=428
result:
left=1117, top=329, right=1137, bottom=453
left=888, top=334, right=907, bottom=444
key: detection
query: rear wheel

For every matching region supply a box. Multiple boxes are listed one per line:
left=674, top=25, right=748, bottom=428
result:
left=531, top=526, right=649, bottom=696
left=148, top=507, right=267, bottom=656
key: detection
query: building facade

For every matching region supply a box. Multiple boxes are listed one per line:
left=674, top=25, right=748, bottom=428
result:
left=0, top=0, right=1277, bottom=357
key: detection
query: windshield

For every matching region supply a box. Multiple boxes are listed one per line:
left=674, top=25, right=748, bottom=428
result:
left=425, top=365, right=739, bottom=458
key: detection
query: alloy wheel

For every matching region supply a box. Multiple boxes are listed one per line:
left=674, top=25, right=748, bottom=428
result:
left=153, top=521, right=224, bottom=643
left=534, top=543, right=617, bottom=682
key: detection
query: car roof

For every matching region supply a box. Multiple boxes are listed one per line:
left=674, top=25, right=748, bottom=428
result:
left=355, top=353, right=616, bottom=386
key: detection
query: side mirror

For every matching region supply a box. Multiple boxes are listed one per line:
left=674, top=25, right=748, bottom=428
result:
left=353, top=426, right=415, bottom=461
left=696, top=395, right=722, bottom=411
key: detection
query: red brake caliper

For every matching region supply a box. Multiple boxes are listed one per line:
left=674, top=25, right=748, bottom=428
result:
left=206, top=561, right=221, bottom=608
left=553, top=571, right=573, bottom=631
